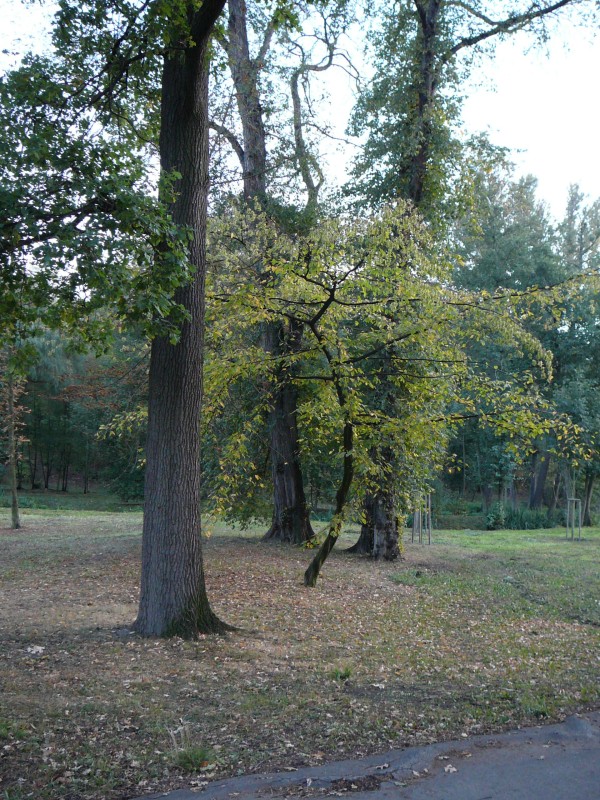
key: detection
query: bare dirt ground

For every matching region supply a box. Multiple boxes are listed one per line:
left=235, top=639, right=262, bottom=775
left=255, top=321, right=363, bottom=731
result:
left=0, top=512, right=598, bottom=799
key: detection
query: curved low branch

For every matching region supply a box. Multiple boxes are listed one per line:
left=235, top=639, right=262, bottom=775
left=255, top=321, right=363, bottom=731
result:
left=209, top=120, right=245, bottom=167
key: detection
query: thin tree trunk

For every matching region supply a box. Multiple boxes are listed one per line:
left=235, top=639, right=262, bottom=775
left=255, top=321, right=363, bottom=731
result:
left=7, top=374, right=21, bottom=530
left=61, top=446, right=71, bottom=492
left=28, top=446, right=38, bottom=490
left=582, top=473, right=595, bottom=527
left=529, top=451, right=550, bottom=509
left=43, top=449, right=52, bottom=490
left=405, top=0, right=442, bottom=206
left=135, top=0, right=228, bottom=639
left=83, top=439, right=90, bottom=494
left=304, top=420, right=353, bottom=587
left=549, top=471, right=561, bottom=514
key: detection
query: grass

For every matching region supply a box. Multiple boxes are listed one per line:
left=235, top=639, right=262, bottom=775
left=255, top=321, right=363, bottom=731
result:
left=0, top=509, right=598, bottom=799
left=0, top=486, right=142, bottom=513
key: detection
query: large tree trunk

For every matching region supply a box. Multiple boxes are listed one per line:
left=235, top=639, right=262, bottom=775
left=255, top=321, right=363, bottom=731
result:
left=135, top=1, right=228, bottom=639
left=347, top=491, right=401, bottom=560
left=227, top=0, right=313, bottom=543
left=371, top=491, right=401, bottom=561
left=351, top=2, right=443, bottom=552
left=263, top=371, right=314, bottom=543
left=262, top=322, right=314, bottom=543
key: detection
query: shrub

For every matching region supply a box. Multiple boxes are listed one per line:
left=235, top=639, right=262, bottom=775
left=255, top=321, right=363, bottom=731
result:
left=486, top=502, right=506, bottom=530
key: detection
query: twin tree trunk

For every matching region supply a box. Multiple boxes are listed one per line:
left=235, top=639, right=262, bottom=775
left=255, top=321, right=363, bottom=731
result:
left=227, top=0, right=313, bottom=544
left=347, top=492, right=400, bottom=561
left=135, top=0, right=228, bottom=638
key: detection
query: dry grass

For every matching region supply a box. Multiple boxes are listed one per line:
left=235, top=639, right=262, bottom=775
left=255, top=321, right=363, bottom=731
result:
left=0, top=510, right=598, bottom=800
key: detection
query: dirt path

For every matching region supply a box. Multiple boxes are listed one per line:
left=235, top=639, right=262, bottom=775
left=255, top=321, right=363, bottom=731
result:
left=138, top=712, right=600, bottom=800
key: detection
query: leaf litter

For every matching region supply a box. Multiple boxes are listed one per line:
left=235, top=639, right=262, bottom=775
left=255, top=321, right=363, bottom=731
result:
left=0, top=513, right=598, bottom=799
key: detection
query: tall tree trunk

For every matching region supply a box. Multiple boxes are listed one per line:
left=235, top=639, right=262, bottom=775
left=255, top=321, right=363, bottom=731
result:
left=532, top=452, right=550, bottom=509
left=28, top=446, right=38, bottom=490
left=371, top=491, right=401, bottom=561
left=350, top=2, right=443, bottom=554
left=582, top=473, right=595, bottom=527
left=83, top=439, right=90, bottom=494
left=43, top=449, right=52, bottom=490
left=405, top=0, right=442, bottom=206
left=226, top=0, right=313, bottom=543
left=262, top=322, right=314, bottom=543
left=7, top=374, right=21, bottom=530
left=527, top=450, right=539, bottom=508
left=135, top=0, right=228, bottom=639
left=61, top=446, right=71, bottom=492
left=549, top=471, right=561, bottom=515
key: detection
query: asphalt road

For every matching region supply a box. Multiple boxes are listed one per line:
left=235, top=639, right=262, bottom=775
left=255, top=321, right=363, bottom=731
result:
left=137, top=711, right=600, bottom=800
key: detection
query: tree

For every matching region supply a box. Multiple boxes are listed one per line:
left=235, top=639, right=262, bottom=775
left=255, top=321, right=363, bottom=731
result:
left=208, top=201, right=560, bottom=584
left=209, top=0, right=352, bottom=543
left=552, top=186, right=600, bottom=524
left=345, top=0, right=592, bottom=554
left=3, top=0, right=229, bottom=636
left=0, top=348, right=28, bottom=529
left=134, top=0, right=229, bottom=637
left=452, top=167, right=568, bottom=508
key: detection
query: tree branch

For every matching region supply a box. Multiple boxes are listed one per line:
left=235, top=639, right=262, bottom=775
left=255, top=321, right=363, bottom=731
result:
left=209, top=120, right=245, bottom=166
left=444, top=0, right=578, bottom=63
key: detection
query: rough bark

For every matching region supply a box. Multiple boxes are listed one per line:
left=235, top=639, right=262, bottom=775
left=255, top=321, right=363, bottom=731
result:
left=226, top=0, right=268, bottom=202
left=134, top=0, right=228, bottom=639
left=406, top=0, right=442, bottom=206
left=370, top=491, right=401, bottom=561
left=262, top=321, right=314, bottom=543
left=226, top=0, right=314, bottom=543
left=348, top=490, right=401, bottom=561
left=351, top=3, right=443, bottom=552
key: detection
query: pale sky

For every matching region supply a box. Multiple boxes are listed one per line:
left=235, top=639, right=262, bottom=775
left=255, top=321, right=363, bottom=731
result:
left=1, top=1, right=598, bottom=220
left=460, top=19, right=600, bottom=219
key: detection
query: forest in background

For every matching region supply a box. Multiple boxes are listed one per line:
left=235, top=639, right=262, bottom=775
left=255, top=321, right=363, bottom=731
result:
left=1, top=0, right=599, bottom=632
